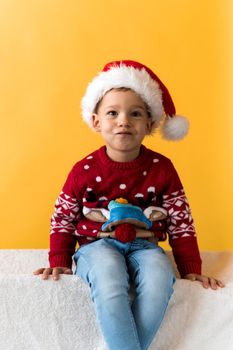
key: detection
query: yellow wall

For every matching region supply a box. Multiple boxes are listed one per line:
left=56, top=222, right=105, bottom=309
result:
left=0, top=0, right=232, bottom=250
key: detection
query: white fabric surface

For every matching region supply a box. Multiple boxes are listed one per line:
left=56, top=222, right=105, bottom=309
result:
left=0, top=249, right=233, bottom=350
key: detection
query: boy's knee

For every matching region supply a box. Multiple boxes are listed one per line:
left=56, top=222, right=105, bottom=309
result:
left=138, top=256, right=175, bottom=291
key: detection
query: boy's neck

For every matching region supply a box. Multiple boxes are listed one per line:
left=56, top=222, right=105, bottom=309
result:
left=106, top=147, right=141, bottom=163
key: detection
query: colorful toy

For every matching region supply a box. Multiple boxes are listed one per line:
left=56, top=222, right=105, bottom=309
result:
left=83, top=198, right=167, bottom=243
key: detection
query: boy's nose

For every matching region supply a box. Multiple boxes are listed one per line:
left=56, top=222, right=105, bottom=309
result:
left=117, top=114, right=130, bottom=127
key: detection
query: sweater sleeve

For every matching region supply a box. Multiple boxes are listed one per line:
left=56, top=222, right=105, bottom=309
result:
left=49, top=168, right=81, bottom=269
left=162, top=161, right=202, bottom=277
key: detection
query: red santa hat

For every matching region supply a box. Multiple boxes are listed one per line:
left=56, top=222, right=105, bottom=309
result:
left=81, top=60, right=189, bottom=140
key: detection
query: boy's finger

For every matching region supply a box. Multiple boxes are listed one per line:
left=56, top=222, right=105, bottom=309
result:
left=52, top=268, right=60, bottom=280
left=33, top=268, right=45, bottom=275
left=209, top=277, right=218, bottom=290
left=201, top=277, right=210, bottom=289
left=217, top=280, right=225, bottom=288
left=42, top=268, right=52, bottom=280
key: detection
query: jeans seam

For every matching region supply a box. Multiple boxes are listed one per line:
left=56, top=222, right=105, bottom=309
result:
left=128, top=256, right=141, bottom=289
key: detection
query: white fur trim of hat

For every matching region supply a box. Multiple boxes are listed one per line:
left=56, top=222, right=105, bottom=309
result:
left=81, top=60, right=189, bottom=140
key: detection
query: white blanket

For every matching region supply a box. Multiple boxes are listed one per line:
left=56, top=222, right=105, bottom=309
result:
left=0, top=250, right=233, bottom=350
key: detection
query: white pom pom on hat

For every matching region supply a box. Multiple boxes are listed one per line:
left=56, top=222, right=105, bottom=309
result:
left=81, top=60, right=189, bottom=140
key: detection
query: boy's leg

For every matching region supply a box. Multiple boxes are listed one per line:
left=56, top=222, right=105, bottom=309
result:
left=127, top=241, right=176, bottom=350
left=74, top=239, right=141, bottom=350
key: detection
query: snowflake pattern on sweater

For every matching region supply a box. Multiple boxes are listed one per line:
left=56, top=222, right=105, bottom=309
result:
left=163, top=189, right=195, bottom=239
left=49, top=145, right=201, bottom=277
left=50, top=192, right=80, bottom=235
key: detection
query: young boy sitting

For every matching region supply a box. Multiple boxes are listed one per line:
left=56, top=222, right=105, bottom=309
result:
left=34, top=60, right=224, bottom=350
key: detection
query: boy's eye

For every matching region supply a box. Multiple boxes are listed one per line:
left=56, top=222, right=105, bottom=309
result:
left=107, top=110, right=118, bottom=116
left=131, top=111, right=142, bottom=117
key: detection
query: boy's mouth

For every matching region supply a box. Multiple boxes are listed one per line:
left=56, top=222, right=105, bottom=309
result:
left=116, top=131, right=132, bottom=135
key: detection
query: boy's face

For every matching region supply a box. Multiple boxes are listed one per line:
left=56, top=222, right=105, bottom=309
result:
left=92, top=89, right=153, bottom=162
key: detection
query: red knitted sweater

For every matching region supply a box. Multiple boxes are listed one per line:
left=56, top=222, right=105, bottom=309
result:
left=49, top=145, right=202, bottom=277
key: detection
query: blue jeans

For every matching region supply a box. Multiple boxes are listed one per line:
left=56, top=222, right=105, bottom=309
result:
left=74, top=238, right=175, bottom=350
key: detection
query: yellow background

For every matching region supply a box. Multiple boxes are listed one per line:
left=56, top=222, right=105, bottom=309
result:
left=0, top=0, right=232, bottom=250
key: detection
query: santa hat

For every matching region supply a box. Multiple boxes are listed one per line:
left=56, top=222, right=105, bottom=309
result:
left=81, top=60, right=189, bottom=140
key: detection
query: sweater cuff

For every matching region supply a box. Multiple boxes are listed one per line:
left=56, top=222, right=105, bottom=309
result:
left=178, top=261, right=202, bottom=278
left=49, top=254, right=73, bottom=269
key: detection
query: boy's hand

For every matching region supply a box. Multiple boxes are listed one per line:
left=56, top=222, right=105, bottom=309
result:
left=33, top=267, right=72, bottom=281
left=184, top=273, right=225, bottom=290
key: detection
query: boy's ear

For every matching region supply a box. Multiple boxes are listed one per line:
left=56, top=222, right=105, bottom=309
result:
left=146, top=119, right=154, bottom=135
left=91, top=113, right=101, bottom=132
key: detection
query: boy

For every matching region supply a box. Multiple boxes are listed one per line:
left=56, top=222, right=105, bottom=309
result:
left=34, top=60, right=224, bottom=350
